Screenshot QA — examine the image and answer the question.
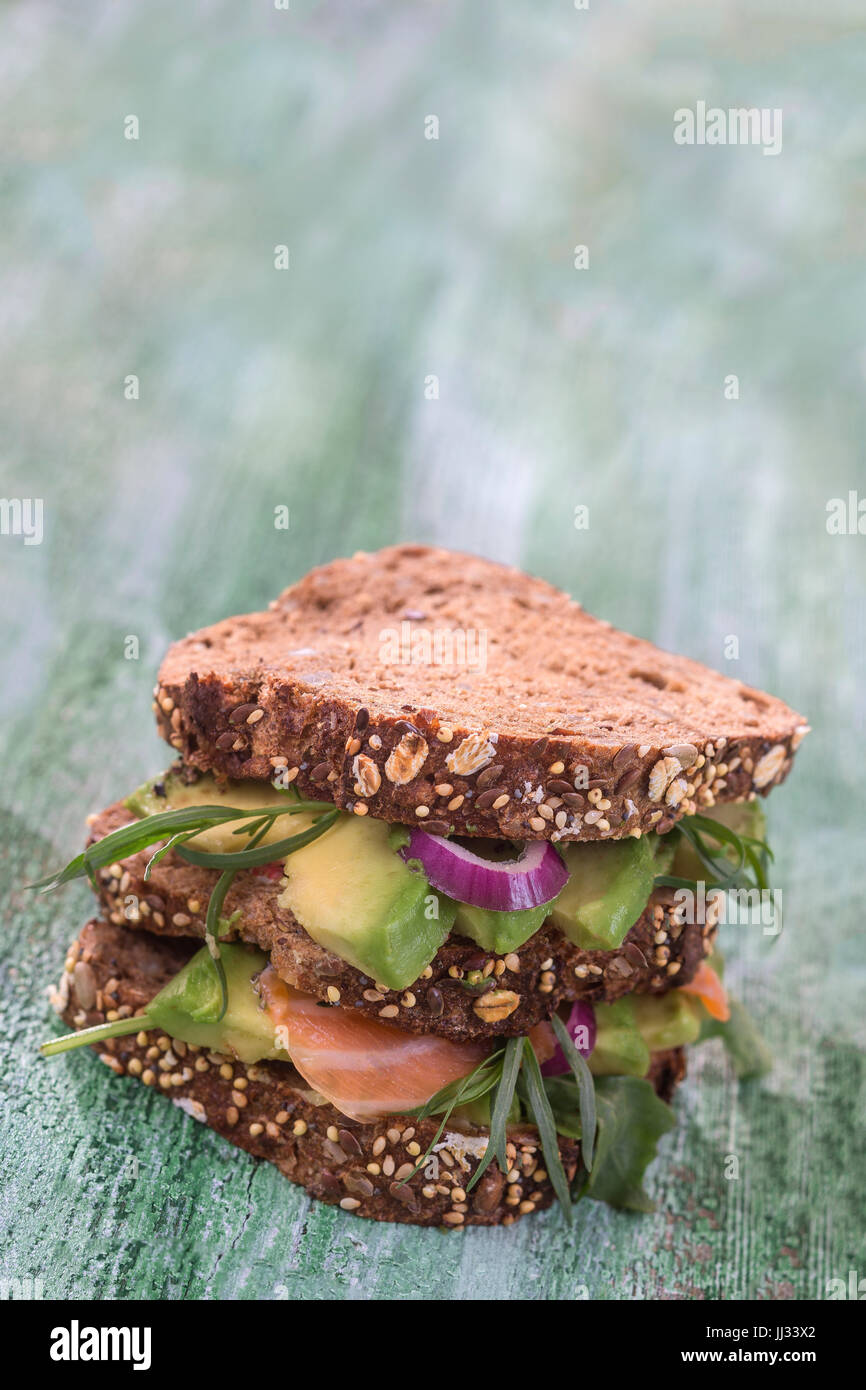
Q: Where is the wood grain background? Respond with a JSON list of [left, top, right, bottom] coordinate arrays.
[[1, 0, 864, 1300]]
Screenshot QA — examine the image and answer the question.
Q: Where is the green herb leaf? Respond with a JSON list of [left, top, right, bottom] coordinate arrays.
[[203, 870, 237, 1021], [657, 811, 779, 932], [653, 873, 713, 891], [399, 1049, 505, 1185], [519, 1042, 572, 1220], [175, 811, 339, 870], [550, 1014, 597, 1171], [466, 1037, 523, 1193], [673, 812, 772, 892], [40, 1014, 148, 1057], [143, 829, 199, 880], [539, 1076, 584, 1139], [579, 1076, 676, 1212], [27, 798, 337, 893], [413, 1051, 504, 1122]]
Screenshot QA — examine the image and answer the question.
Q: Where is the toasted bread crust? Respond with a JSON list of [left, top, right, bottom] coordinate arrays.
[[55, 918, 686, 1228], [155, 546, 807, 842], [89, 803, 717, 1042]]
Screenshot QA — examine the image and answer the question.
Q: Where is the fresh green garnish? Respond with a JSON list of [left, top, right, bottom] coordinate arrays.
[[655, 810, 779, 935], [470, 1036, 524, 1189], [517, 1042, 573, 1219], [403, 1026, 681, 1218], [29, 789, 339, 1019], [403, 1034, 588, 1218], [174, 812, 339, 871], [40, 942, 274, 1059], [403, 980, 770, 1217], [577, 1077, 676, 1213], [550, 1013, 596, 1170], [27, 794, 338, 894], [395, 1048, 509, 1189], [656, 811, 774, 894], [40, 1014, 145, 1057]]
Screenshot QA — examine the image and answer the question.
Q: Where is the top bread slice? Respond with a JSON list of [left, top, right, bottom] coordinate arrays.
[[156, 545, 808, 842]]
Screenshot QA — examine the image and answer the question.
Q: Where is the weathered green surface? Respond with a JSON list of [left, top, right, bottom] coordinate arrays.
[[1, 0, 864, 1300]]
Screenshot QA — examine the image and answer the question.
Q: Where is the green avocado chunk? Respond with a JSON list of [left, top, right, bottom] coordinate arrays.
[[589, 998, 651, 1077], [451, 900, 551, 954], [124, 773, 451, 991], [278, 814, 454, 991], [630, 991, 702, 1050], [589, 991, 703, 1076], [124, 772, 183, 820], [671, 801, 767, 881], [147, 942, 283, 1064], [547, 834, 658, 951]]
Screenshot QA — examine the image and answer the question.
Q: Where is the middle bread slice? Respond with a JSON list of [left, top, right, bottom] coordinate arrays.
[[89, 800, 716, 1043]]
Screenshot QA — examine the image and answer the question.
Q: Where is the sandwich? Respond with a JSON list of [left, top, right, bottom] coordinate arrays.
[[35, 545, 807, 1227]]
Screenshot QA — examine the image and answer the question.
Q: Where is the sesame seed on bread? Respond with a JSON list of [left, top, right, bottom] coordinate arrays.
[[155, 545, 808, 843], [56, 918, 686, 1228], [88, 802, 716, 1043]]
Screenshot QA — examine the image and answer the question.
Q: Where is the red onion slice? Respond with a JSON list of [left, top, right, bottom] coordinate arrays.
[[541, 1001, 597, 1075], [401, 829, 568, 912]]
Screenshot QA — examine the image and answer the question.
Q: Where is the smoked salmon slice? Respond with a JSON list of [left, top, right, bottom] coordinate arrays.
[[679, 961, 730, 1021], [258, 967, 490, 1122]]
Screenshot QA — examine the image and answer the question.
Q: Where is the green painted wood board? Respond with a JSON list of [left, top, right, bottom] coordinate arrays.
[[1, 0, 865, 1300]]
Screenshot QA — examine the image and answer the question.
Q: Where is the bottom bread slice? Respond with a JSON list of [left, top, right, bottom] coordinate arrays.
[[54, 918, 687, 1228]]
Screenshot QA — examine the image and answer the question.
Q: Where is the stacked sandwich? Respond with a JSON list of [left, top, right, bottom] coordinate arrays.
[[38, 546, 807, 1227]]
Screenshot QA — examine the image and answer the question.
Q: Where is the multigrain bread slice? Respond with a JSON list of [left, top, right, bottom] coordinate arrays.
[[53, 918, 686, 1227], [155, 546, 808, 843], [88, 802, 716, 1042]]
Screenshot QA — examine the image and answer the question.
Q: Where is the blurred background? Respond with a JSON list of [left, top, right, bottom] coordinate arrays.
[[1, 0, 865, 1300]]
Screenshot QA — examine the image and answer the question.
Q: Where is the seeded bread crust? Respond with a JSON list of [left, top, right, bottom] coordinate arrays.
[[155, 545, 808, 842], [54, 918, 686, 1228], [88, 803, 716, 1042]]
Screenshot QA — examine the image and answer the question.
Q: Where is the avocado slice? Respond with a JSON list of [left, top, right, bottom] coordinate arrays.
[[124, 773, 315, 854], [589, 998, 651, 1077], [124, 774, 449, 991], [671, 802, 767, 881], [278, 814, 454, 991], [630, 991, 702, 1050], [148, 942, 283, 1064], [451, 900, 551, 954], [547, 835, 657, 951]]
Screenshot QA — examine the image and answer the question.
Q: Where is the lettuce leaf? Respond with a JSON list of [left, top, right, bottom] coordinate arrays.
[[580, 1076, 675, 1212], [544, 1073, 674, 1211]]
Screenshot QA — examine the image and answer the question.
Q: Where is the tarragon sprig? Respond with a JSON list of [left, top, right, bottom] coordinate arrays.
[[654, 812, 774, 893], [28, 790, 340, 1017], [402, 1032, 598, 1219], [654, 811, 780, 939], [27, 795, 338, 893]]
